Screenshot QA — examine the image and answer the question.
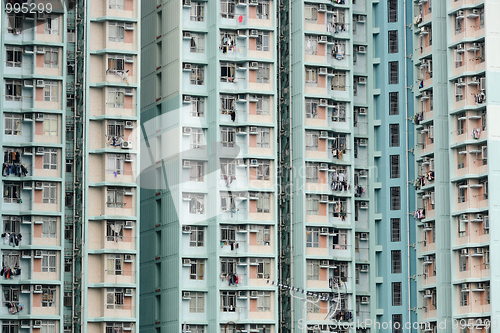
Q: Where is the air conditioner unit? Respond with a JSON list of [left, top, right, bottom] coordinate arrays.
[[183, 0, 191, 6], [125, 288, 133, 296], [320, 131, 328, 138], [237, 29, 247, 37], [320, 195, 328, 202], [183, 63, 192, 70], [35, 182, 43, 190], [320, 163, 328, 169], [250, 62, 258, 68], [472, 9, 480, 15], [358, 77, 367, 84], [318, 4, 326, 11], [424, 222, 432, 229], [20, 320, 30, 328], [36, 80, 45, 87], [475, 213, 483, 220], [360, 232, 368, 240], [361, 296, 369, 303], [124, 254, 133, 262], [250, 30, 258, 36], [124, 221, 133, 229], [22, 216, 32, 224], [249, 126, 258, 133], [359, 138, 368, 146], [319, 67, 328, 75], [124, 88, 133, 96], [238, 224, 247, 231], [125, 55, 134, 63], [357, 15, 366, 23], [182, 225, 192, 233], [461, 249, 468, 255], [34, 285, 43, 292], [457, 77, 465, 84], [457, 43, 464, 51], [320, 35, 328, 42], [33, 320, 42, 328], [250, 159, 258, 165], [457, 10, 464, 18], [22, 250, 31, 257], [423, 256, 430, 262], [183, 258, 191, 265], [477, 283, 485, 289], [125, 23, 134, 31], [321, 260, 329, 266], [23, 79, 33, 88], [125, 121, 133, 129], [183, 160, 191, 168], [360, 264, 368, 271], [474, 247, 483, 254], [358, 45, 366, 53], [23, 113, 33, 121], [358, 107, 367, 115], [125, 154, 132, 161], [321, 227, 329, 234], [182, 291, 191, 299], [425, 289, 432, 295], [183, 95, 191, 103], [121, 141, 132, 149], [23, 181, 32, 190], [460, 214, 468, 221], [238, 291, 247, 297], [360, 201, 368, 208], [34, 250, 42, 257], [35, 113, 44, 121], [461, 283, 469, 290], [250, 290, 258, 297], [183, 127, 191, 135]]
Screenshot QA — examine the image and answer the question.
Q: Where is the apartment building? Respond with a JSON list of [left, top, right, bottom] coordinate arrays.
[[140, 0, 278, 332], [0, 0, 140, 332]]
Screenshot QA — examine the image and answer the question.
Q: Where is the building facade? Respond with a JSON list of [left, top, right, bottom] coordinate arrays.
[[0, 0, 140, 332]]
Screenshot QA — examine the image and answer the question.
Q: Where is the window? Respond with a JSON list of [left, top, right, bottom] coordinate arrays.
[[6, 14, 23, 33], [42, 217, 57, 238], [42, 286, 56, 308], [190, 2, 205, 21], [256, 192, 270, 213], [455, 15, 463, 34], [187, 193, 204, 214], [6, 46, 22, 68], [44, 81, 58, 102], [221, 127, 236, 148], [190, 128, 204, 149], [4, 113, 21, 135], [3, 217, 20, 234], [190, 226, 204, 247], [189, 161, 204, 182], [190, 96, 205, 117], [306, 295, 320, 313], [306, 195, 319, 215], [220, 159, 236, 180], [189, 292, 205, 313], [459, 253, 467, 271], [107, 221, 124, 241], [392, 314, 403, 333], [305, 67, 318, 86], [2, 251, 20, 268], [389, 61, 399, 84], [392, 282, 402, 306], [457, 149, 466, 169], [305, 35, 318, 55], [390, 187, 401, 210], [42, 182, 57, 204], [3, 183, 20, 203], [391, 218, 401, 242], [332, 71, 346, 91], [220, 193, 236, 212], [107, 88, 126, 108], [256, 63, 270, 83], [306, 227, 319, 248], [107, 187, 124, 208], [455, 49, 463, 68], [305, 131, 319, 151], [220, 291, 236, 312], [190, 259, 204, 280], [257, 291, 271, 312], [388, 30, 398, 53], [42, 251, 57, 272], [64, 292, 72, 307], [220, 0, 236, 19], [457, 182, 467, 203], [42, 114, 58, 136], [481, 110, 486, 131], [106, 288, 124, 309], [256, 31, 270, 51], [5, 80, 22, 101], [390, 124, 399, 147], [389, 92, 399, 115], [107, 153, 124, 175], [255, 95, 270, 116], [220, 62, 236, 82], [391, 250, 402, 273], [220, 94, 236, 114], [256, 160, 270, 180], [109, 22, 125, 42], [109, 0, 125, 9], [306, 163, 319, 183], [190, 33, 205, 53], [460, 290, 468, 306], [388, 0, 397, 22], [43, 47, 59, 68], [105, 323, 134, 333], [220, 225, 236, 244], [2, 286, 19, 304], [2, 321, 19, 333], [305, 99, 318, 118], [306, 260, 320, 280], [107, 54, 125, 73], [257, 259, 271, 279], [190, 65, 204, 85], [256, 127, 270, 148], [107, 254, 123, 275], [455, 83, 464, 101], [256, 0, 269, 19], [65, 224, 73, 240], [304, 4, 318, 22], [457, 112, 465, 135], [390, 155, 400, 178], [43, 148, 58, 170], [44, 14, 59, 35]]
